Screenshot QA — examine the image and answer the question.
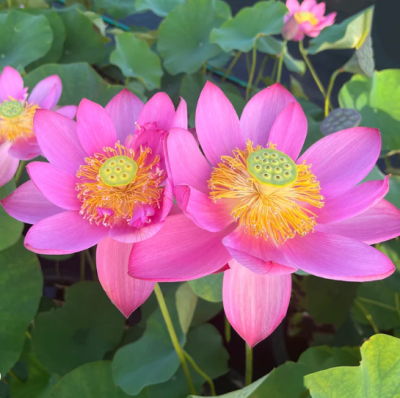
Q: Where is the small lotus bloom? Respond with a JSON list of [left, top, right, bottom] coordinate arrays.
[[282, 0, 336, 41], [1, 89, 187, 317], [0, 66, 77, 187], [128, 82, 400, 347]]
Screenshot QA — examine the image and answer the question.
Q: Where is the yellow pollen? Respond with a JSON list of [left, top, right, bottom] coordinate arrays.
[[76, 143, 164, 227], [0, 98, 39, 142], [294, 11, 319, 26], [209, 140, 324, 245]]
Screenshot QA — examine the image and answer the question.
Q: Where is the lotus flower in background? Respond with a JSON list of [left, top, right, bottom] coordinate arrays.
[[0, 66, 77, 187], [128, 82, 400, 347], [282, 0, 336, 41], [1, 89, 187, 318]]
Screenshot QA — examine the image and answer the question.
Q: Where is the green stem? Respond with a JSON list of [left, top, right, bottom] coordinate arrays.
[[355, 299, 379, 334], [358, 297, 397, 312], [395, 293, 400, 321], [254, 55, 269, 89], [324, 69, 341, 117], [202, 62, 207, 76], [221, 51, 242, 83], [276, 40, 287, 84], [299, 40, 326, 98], [9, 371, 21, 382], [183, 350, 216, 396], [225, 316, 231, 343], [246, 45, 257, 102], [80, 252, 85, 281], [25, 331, 32, 340], [84, 250, 97, 281], [154, 283, 196, 395], [270, 57, 279, 81], [245, 344, 253, 386], [14, 161, 26, 184]]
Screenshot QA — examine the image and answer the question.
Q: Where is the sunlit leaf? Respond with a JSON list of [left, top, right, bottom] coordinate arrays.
[[189, 274, 223, 302], [176, 283, 198, 334], [135, 0, 185, 17]]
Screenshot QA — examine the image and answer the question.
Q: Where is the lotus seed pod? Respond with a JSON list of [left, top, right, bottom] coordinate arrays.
[[0, 101, 24, 118], [247, 148, 297, 187], [99, 156, 138, 187], [320, 108, 361, 136]]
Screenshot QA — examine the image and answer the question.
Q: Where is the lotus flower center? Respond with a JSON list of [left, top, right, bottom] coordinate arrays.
[[294, 11, 319, 26], [99, 155, 138, 187], [0, 99, 39, 142], [76, 143, 164, 227], [209, 140, 324, 245]]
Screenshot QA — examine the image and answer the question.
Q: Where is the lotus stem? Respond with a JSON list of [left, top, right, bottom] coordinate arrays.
[[154, 283, 196, 395], [225, 316, 231, 343], [355, 299, 379, 334], [246, 45, 257, 102], [14, 160, 26, 184], [184, 350, 216, 396], [325, 69, 342, 117], [245, 344, 253, 386], [221, 51, 242, 83], [276, 40, 287, 84]]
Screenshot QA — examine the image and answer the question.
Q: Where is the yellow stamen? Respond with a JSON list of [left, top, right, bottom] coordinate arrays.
[[0, 98, 38, 142], [76, 143, 164, 227], [294, 11, 319, 26], [209, 140, 324, 245]]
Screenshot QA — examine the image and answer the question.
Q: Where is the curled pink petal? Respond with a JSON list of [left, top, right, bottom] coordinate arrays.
[[282, 231, 395, 282], [129, 213, 235, 281], [97, 237, 155, 318], [316, 176, 389, 224], [9, 136, 41, 161], [56, 105, 78, 119], [223, 259, 291, 348], [0, 142, 19, 187], [0, 66, 27, 101], [316, 199, 400, 245], [240, 83, 296, 146], [25, 211, 109, 254], [27, 162, 81, 211], [105, 89, 144, 143], [298, 127, 381, 198], [28, 75, 62, 110], [1, 180, 64, 224], [171, 97, 188, 130], [196, 81, 245, 166], [77, 99, 117, 156]]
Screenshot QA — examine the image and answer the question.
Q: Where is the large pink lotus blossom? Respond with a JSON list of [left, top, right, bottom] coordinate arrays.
[[128, 82, 400, 347], [282, 0, 336, 41], [0, 66, 77, 187], [1, 89, 187, 318]]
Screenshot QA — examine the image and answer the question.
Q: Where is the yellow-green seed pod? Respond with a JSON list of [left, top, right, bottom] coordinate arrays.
[[247, 148, 297, 187], [0, 101, 24, 118], [99, 156, 138, 187]]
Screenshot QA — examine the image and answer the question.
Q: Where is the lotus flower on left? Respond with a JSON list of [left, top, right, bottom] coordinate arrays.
[[1, 89, 186, 318], [0, 66, 77, 187]]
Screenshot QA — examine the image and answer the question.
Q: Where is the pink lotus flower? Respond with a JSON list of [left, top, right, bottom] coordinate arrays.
[[0, 66, 77, 187], [128, 82, 400, 347], [1, 89, 187, 317], [282, 0, 336, 41]]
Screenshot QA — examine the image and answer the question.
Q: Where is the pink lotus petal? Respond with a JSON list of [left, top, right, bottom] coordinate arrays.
[[286, 0, 300, 13], [196, 81, 245, 166], [129, 213, 235, 281], [282, 231, 395, 282], [167, 128, 212, 194], [222, 227, 297, 275], [316, 176, 389, 224], [171, 97, 188, 130], [97, 237, 155, 318], [109, 219, 164, 244], [268, 102, 307, 160], [34, 109, 86, 175], [300, 0, 317, 12], [316, 12, 336, 29], [315, 199, 400, 245], [282, 15, 300, 41], [297, 127, 381, 198], [105, 89, 144, 143], [240, 83, 296, 147], [1, 180, 64, 224], [0, 142, 19, 187], [0, 66, 26, 101], [27, 162, 80, 211], [311, 2, 326, 19], [174, 184, 233, 232], [25, 211, 109, 254], [56, 105, 77, 119], [28, 75, 62, 110], [9, 136, 41, 161], [77, 99, 117, 156], [223, 259, 291, 348], [137, 92, 175, 131]]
